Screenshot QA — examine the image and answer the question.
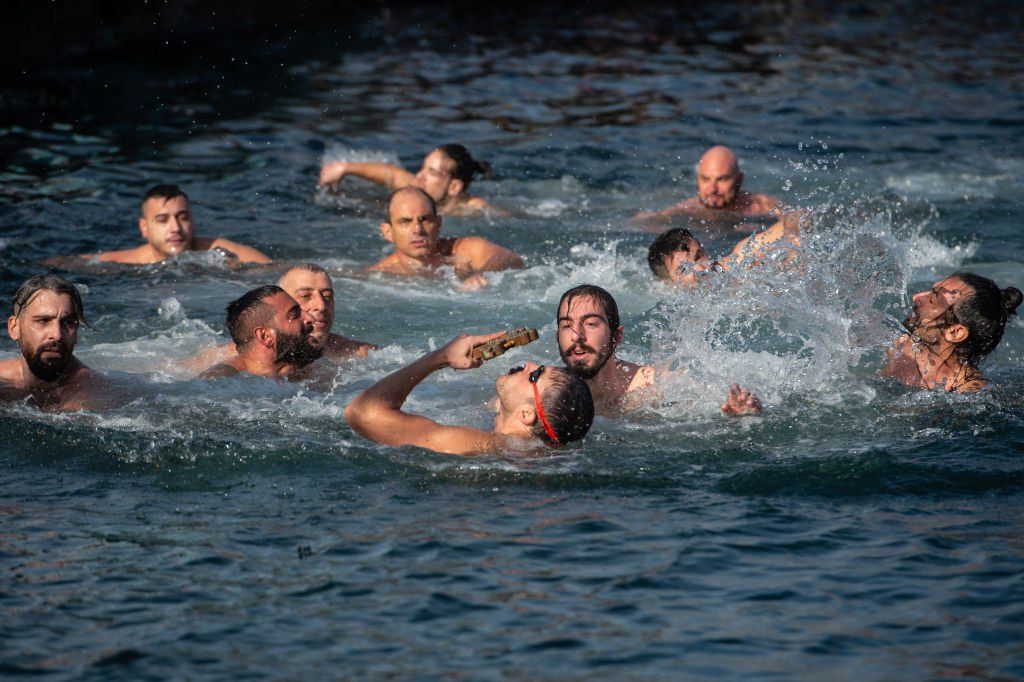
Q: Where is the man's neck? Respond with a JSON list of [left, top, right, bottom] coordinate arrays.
[[895, 335, 972, 390], [237, 350, 300, 378], [586, 355, 638, 406]]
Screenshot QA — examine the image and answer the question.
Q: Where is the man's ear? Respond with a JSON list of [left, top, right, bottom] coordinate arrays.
[[515, 404, 537, 430], [8, 315, 19, 342], [380, 222, 394, 243], [613, 325, 624, 347], [253, 326, 275, 350], [447, 178, 464, 197], [943, 323, 969, 345], [138, 217, 149, 241]]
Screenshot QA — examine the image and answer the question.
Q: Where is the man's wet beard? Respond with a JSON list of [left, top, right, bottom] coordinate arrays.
[[560, 341, 613, 380], [275, 330, 321, 367], [24, 342, 72, 382]]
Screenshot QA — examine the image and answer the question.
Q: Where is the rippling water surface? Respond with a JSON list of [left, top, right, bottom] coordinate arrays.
[[2, 5, 1023, 679]]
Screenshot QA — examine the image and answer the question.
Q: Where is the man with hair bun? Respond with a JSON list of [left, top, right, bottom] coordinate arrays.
[[345, 331, 594, 455], [883, 272, 1022, 392], [0, 274, 109, 410], [320, 143, 507, 216]]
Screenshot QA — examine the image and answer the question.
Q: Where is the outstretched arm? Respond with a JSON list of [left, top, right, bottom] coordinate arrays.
[[721, 383, 762, 416], [344, 331, 506, 455], [319, 161, 416, 190]]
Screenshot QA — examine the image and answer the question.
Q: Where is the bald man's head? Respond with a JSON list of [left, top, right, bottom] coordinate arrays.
[[697, 145, 743, 208]]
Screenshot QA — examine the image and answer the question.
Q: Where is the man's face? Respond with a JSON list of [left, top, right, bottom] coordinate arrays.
[[413, 150, 456, 203], [697, 158, 741, 209], [280, 270, 334, 348], [8, 290, 79, 382], [139, 195, 196, 258], [905, 277, 970, 341], [557, 295, 618, 379], [382, 192, 441, 259], [664, 238, 710, 284], [265, 292, 314, 365], [495, 361, 557, 412]]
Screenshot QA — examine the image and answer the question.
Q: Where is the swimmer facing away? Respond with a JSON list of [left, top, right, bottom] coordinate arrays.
[[51, 184, 271, 266], [319, 143, 507, 216], [345, 332, 594, 455], [368, 187, 523, 288], [0, 274, 112, 411], [882, 273, 1022, 392], [634, 145, 782, 229]]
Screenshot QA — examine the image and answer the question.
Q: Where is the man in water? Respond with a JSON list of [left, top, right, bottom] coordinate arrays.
[[0, 274, 109, 410], [882, 273, 1022, 392], [647, 218, 801, 285], [320, 143, 505, 216], [556, 284, 762, 416], [368, 187, 523, 286], [63, 184, 271, 265], [634, 145, 782, 228], [345, 332, 594, 455], [200, 285, 315, 379]]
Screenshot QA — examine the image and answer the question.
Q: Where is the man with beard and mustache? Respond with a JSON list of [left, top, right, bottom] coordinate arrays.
[[199, 285, 316, 379], [882, 273, 1022, 392], [556, 284, 762, 416], [0, 274, 108, 410]]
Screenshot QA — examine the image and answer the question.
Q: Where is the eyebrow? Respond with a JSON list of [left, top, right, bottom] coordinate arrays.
[[557, 313, 607, 323]]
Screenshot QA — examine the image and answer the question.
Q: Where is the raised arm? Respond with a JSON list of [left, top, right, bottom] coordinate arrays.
[[458, 237, 524, 273], [344, 331, 505, 455], [319, 161, 416, 190], [206, 238, 273, 264]]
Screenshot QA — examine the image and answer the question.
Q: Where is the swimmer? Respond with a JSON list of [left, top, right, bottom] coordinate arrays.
[[634, 145, 782, 229], [556, 284, 762, 416], [882, 273, 1022, 392], [368, 188, 523, 288], [186, 263, 378, 372], [344, 332, 594, 455], [0, 274, 110, 410], [57, 184, 271, 265], [319, 143, 507, 216], [200, 285, 316, 379], [647, 215, 802, 285]]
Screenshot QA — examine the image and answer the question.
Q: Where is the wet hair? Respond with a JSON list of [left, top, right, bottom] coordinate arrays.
[[279, 262, 330, 285], [141, 184, 188, 212], [533, 367, 595, 446], [558, 284, 621, 334], [436, 144, 491, 190], [949, 272, 1023, 367], [226, 285, 285, 348], [384, 187, 437, 223], [12, 274, 89, 328], [648, 228, 699, 280]]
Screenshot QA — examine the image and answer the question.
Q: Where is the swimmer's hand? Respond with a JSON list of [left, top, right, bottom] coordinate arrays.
[[459, 273, 489, 291], [319, 161, 349, 187], [721, 383, 762, 416], [437, 332, 507, 370]]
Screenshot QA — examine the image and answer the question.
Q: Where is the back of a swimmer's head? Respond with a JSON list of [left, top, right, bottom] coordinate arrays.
[[12, 273, 88, 327], [533, 367, 595, 446], [435, 144, 491, 190], [384, 187, 438, 223], [557, 284, 621, 333], [226, 284, 285, 349], [278, 262, 330, 286], [141, 183, 188, 213], [950, 272, 1022, 366], [648, 228, 699, 280]]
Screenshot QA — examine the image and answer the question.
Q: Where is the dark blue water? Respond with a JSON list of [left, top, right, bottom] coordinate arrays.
[[2, 6, 1023, 679]]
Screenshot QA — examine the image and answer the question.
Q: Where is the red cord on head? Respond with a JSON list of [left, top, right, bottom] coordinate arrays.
[[532, 380, 559, 445]]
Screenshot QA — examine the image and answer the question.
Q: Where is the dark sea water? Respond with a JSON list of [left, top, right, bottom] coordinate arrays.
[[2, 5, 1023, 679]]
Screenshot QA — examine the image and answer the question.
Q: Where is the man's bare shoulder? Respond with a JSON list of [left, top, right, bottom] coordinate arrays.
[[0, 357, 20, 380], [198, 357, 244, 379], [325, 334, 377, 360], [746, 193, 782, 214], [367, 253, 402, 273], [95, 246, 155, 264], [627, 364, 657, 392]]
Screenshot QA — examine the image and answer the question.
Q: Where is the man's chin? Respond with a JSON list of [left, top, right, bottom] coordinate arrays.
[[565, 357, 600, 380]]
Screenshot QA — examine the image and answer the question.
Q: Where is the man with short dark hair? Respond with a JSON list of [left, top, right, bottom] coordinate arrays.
[[320, 144, 506, 216], [345, 332, 594, 455], [882, 273, 1022, 392], [368, 187, 522, 287], [62, 184, 271, 265], [0, 274, 108, 410], [556, 284, 761, 415], [200, 285, 314, 379]]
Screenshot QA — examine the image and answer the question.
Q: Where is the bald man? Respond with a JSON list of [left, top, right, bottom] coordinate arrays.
[[634, 145, 782, 229]]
